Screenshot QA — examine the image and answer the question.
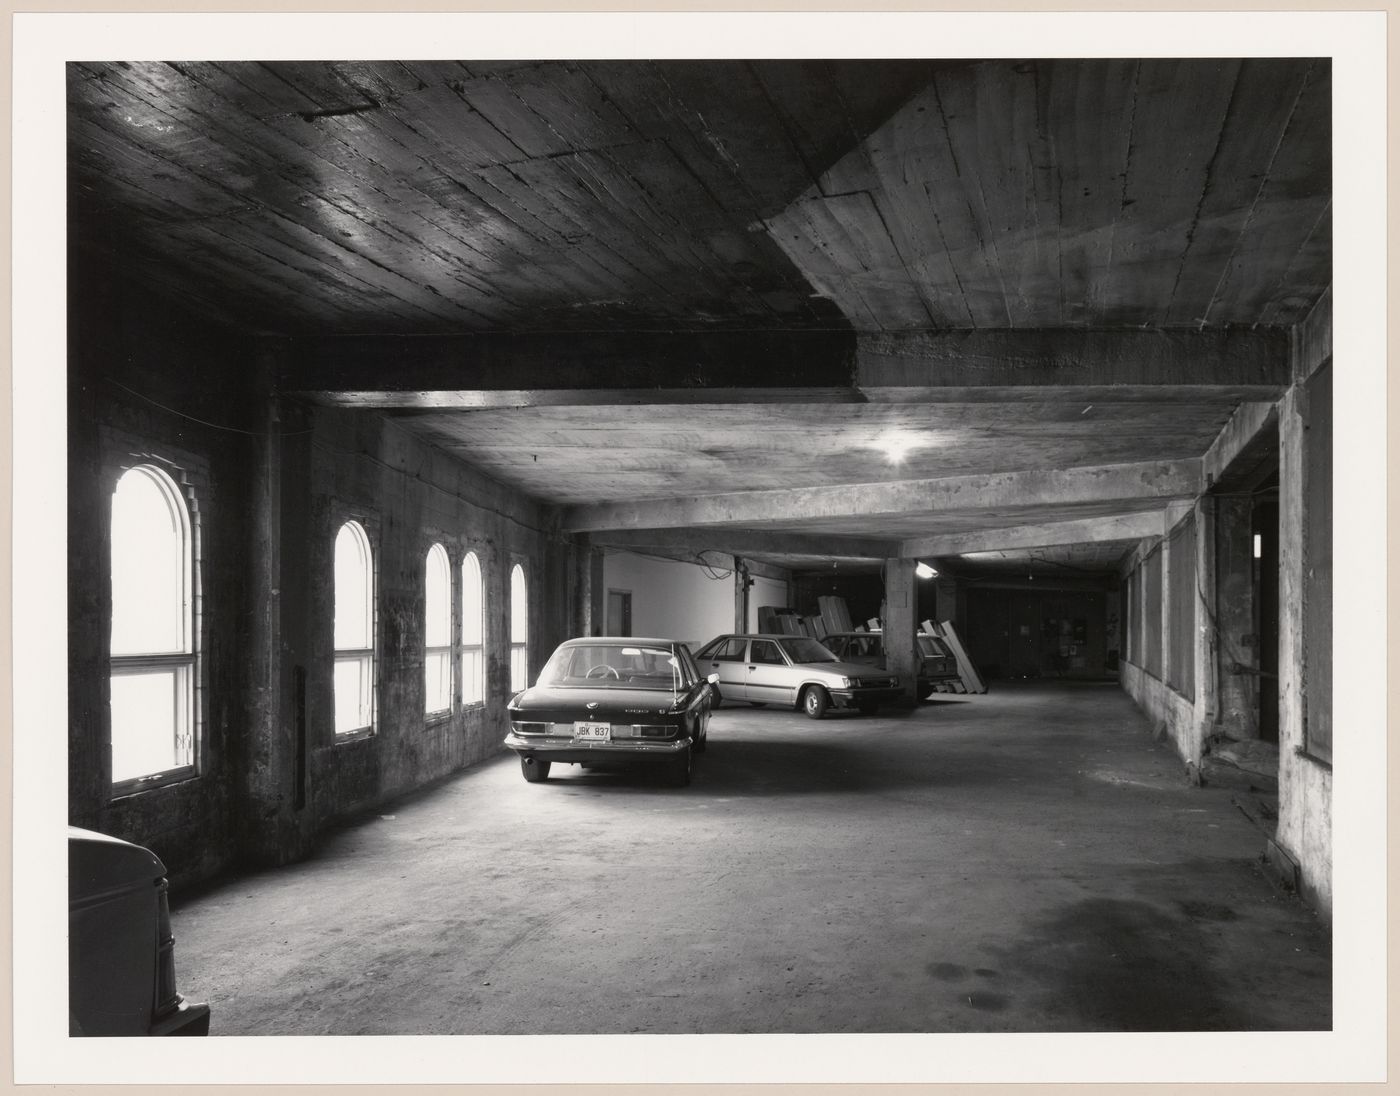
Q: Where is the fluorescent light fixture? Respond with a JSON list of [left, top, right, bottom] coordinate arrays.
[[1253, 534, 1263, 559], [915, 562, 938, 579]]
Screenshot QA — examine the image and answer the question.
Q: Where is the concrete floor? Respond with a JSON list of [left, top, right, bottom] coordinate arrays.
[[173, 682, 1331, 1035]]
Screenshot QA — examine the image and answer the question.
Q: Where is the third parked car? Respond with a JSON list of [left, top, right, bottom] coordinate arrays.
[[819, 630, 962, 698], [693, 633, 902, 718]]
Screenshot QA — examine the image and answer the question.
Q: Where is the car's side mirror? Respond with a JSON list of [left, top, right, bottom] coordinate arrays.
[[707, 673, 720, 685]]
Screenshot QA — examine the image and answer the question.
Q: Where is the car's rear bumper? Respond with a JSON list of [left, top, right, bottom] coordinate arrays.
[[149, 997, 210, 1036], [504, 733, 692, 764]]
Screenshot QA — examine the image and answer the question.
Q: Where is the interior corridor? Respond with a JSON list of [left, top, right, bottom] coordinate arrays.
[[171, 682, 1331, 1036]]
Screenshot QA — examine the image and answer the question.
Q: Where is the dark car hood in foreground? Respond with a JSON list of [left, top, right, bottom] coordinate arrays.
[[69, 826, 164, 899], [511, 685, 685, 722]]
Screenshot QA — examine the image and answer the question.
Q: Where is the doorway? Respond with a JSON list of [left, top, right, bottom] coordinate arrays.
[[606, 589, 632, 637]]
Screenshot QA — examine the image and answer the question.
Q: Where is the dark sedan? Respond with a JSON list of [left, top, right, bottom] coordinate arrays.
[[504, 637, 715, 786]]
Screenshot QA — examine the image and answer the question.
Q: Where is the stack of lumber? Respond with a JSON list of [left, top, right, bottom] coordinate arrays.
[[817, 595, 853, 636], [919, 621, 964, 692], [757, 606, 806, 635], [924, 619, 987, 694], [802, 615, 823, 638]]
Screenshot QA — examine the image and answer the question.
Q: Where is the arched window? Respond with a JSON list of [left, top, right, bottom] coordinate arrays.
[[334, 521, 375, 734], [424, 543, 452, 714], [460, 551, 484, 705], [110, 465, 194, 785], [509, 563, 529, 691]]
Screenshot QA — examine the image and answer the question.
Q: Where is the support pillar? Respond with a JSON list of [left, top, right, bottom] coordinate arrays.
[[1214, 496, 1257, 739], [1194, 497, 1219, 732], [240, 387, 305, 865], [573, 542, 605, 638], [883, 558, 919, 703], [734, 557, 750, 632]]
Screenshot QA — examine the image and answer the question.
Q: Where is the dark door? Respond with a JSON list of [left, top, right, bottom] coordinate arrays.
[[606, 589, 631, 636]]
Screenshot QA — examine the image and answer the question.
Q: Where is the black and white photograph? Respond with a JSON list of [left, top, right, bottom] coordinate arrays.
[[11, 7, 1388, 1088]]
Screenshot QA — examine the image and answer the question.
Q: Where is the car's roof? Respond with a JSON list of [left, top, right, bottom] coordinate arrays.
[[558, 636, 683, 647], [704, 633, 814, 641]]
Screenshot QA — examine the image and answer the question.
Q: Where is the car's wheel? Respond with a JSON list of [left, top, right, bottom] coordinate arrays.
[[857, 700, 879, 716], [667, 745, 692, 787], [801, 685, 829, 720], [520, 756, 550, 783]]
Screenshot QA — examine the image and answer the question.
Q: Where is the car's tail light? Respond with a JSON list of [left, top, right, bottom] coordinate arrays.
[[153, 879, 181, 1016], [636, 725, 671, 737], [510, 721, 551, 734]]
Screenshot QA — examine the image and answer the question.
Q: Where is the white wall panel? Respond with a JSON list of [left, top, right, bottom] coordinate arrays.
[[602, 551, 735, 650]]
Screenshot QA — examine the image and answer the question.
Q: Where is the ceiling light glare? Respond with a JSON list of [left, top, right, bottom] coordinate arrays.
[[915, 562, 937, 579], [868, 432, 926, 464]]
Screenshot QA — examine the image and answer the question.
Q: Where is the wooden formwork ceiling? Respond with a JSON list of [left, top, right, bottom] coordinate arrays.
[[69, 58, 1330, 576]]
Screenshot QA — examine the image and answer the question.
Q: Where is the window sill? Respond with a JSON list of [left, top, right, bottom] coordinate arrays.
[[111, 767, 198, 800], [334, 726, 375, 743], [425, 708, 452, 724]]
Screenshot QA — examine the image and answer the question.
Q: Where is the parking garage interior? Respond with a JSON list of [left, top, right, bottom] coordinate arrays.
[[30, 17, 1386, 1080]]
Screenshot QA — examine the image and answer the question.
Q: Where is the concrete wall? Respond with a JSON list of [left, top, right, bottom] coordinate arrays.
[[1274, 383, 1333, 920], [255, 402, 568, 869], [68, 267, 261, 885], [69, 268, 570, 886], [1118, 352, 1332, 922], [1119, 525, 1210, 765], [601, 551, 735, 649]]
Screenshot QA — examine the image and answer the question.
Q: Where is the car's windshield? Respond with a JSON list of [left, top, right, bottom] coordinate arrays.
[[539, 643, 682, 690], [779, 637, 840, 663]]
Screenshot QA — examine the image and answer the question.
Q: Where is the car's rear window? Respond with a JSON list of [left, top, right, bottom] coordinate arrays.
[[779, 637, 840, 663], [540, 643, 682, 689]]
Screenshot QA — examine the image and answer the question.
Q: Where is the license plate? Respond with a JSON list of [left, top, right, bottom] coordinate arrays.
[[573, 722, 611, 742]]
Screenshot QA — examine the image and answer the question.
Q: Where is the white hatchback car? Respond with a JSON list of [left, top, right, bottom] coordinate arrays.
[[693, 633, 902, 718]]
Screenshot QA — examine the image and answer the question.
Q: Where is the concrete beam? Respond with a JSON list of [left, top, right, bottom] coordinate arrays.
[[271, 328, 1291, 409], [563, 460, 1203, 533], [1291, 285, 1332, 383], [899, 509, 1176, 558], [857, 329, 1291, 402], [271, 331, 858, 406], [583, 528, 896, 560], [1203, 402, 1279, 490]]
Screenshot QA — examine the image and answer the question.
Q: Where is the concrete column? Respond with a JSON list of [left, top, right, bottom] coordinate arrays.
[[1214, 497, 1257, 738], [1194, 497, 1218, 731], [734, 557, 749, 633], [883, 558, 919, 703], [572, 542, 605, 637], [239, 389, 298, 864]]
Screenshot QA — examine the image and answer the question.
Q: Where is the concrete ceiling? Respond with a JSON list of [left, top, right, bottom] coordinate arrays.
[[68, 58, 1331, 579]]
